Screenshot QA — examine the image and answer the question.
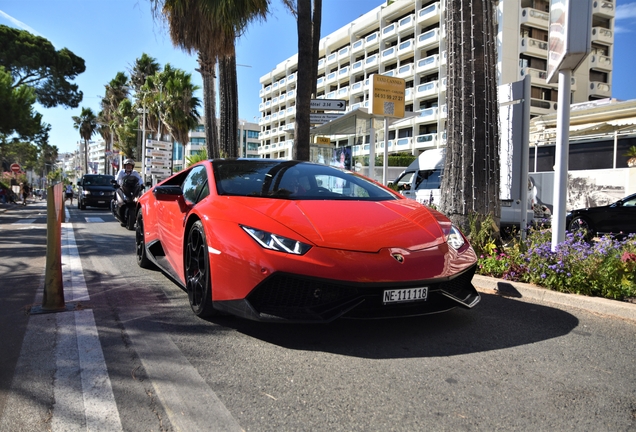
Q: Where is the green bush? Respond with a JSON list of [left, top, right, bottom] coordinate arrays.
[[354, 152, 416, 167], [475, 223, 636, 302]]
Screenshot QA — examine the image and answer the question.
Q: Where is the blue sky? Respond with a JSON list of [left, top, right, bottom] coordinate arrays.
[[2, 0, 636, 155]]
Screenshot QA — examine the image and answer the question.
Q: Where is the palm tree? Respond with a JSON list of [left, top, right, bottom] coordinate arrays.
[[151, 0, 268, 159], [440, 0, 500, 231], [113, 99, 139, 159], [142, 64, 201, 148], [72, 107, 97, 176], [98, 72, 129, 174], [130, 53, 161, 95], [282, 0, 322, 161], [130, 54, 161, 158]]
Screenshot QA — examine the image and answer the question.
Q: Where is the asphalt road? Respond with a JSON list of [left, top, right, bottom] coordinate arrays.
[[1, 199, 635, 431]]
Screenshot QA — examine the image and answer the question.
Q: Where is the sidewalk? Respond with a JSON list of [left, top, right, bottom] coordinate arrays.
[[472, 274, 636, 323]]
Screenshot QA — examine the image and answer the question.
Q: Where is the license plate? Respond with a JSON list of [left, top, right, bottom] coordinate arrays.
[[98, 201, 105, 203], [383, 287, 428, 304]]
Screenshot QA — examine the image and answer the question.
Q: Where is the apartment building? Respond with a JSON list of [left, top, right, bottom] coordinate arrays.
[[258, 0, 615, 159], [179, 119, 261, 171]]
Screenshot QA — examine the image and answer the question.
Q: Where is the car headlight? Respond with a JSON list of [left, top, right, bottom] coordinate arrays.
[[241, 226, 312, 255], [83, 190, 90, 195], [446, 225, 466, 250]]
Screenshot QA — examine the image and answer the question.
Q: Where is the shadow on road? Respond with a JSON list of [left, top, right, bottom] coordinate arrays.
[[208, 293, 578, 359]]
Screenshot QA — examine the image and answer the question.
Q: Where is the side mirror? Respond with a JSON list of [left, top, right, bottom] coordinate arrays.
[[153, 185, 182, 201]]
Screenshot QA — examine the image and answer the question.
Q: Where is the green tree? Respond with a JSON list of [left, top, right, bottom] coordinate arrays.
[[282, 0, 322, 161], [0, 66, 45, 141], [440, 0, 500, 231], [72, 108, 98, 176], [151, 0, 268, 159], [0, 25, 85, 108]]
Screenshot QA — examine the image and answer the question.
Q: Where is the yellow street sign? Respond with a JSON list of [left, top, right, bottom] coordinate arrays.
[[315, 136, 331, 145], [369, 74, 406, 118]]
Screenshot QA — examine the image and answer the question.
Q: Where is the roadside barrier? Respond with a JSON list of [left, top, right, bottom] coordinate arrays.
[[40, 183, 66, 311]]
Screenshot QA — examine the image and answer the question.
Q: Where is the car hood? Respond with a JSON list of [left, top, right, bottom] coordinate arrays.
[[569, 203, 613, 214], [232, 198, 448, 253]]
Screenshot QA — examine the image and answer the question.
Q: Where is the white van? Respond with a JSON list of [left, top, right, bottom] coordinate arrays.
[[392, 148, 445, 206]]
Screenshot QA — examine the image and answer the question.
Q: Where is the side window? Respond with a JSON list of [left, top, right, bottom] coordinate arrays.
[[182, 165, 209, 205]]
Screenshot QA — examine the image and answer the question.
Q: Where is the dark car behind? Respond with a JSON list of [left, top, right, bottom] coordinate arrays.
[[77, 174, 116, 209], [566, 192, 636, 238]]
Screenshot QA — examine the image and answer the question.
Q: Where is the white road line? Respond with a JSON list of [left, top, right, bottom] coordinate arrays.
[[51, 222, 123, 432], [62, 223, 90, 302], [84, 217, 104, 223], [12, 218, 36, 224]]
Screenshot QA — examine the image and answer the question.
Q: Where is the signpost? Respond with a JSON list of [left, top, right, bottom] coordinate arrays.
[[369, 75, 406, 118], [310, 99, 346, 111], [145, 139, 173, 183], [310, 113, 344, 124], [547, 0, 593, 251]]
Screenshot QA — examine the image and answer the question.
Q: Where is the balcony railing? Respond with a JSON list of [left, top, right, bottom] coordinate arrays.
[[352, 39, 364, 53], [520, 8, 549, 28], [591, 27, 613, 45], [382, 23, 396, 39], [417, 28, 440, 48], [520, 37, 548, 57], [365, 32, 379, 46], [398, 14, 414, 33], [417, 2, 440, 26]]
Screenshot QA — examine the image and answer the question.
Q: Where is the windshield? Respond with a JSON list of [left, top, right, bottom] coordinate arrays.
[[83, 175, 115, 186], [213, 160, 397, 201]]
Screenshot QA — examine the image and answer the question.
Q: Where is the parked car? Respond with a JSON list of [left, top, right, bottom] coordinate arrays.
[[77, 174, 116, 210], [566, 192, 636, 238], [135, 159, 480, 322]]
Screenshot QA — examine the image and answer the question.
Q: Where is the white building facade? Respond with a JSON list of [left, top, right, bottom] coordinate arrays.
[[257, 0, 615, 159]]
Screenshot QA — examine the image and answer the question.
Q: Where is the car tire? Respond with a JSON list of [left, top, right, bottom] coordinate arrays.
[[568, 216, 594, 239], [185, 220, 217, 318], [135, 209, 155, 269]]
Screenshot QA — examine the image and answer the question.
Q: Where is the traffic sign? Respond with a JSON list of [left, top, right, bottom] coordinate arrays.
[[145, 149, 171, 158], [144, 167, 172, 176], [369, 74, 405, 118], [310, 99, 347, 111], [146, 139, 173, 150], [310, 113, 344, 124], [10, 163, 21, 173]]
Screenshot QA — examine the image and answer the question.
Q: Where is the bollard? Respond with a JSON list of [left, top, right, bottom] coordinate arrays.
[[41, 183, 65, 310]]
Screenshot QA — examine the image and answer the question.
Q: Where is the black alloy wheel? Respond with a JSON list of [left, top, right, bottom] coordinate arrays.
[[135, 209, 154, 269], [185, 221, 216, 317]]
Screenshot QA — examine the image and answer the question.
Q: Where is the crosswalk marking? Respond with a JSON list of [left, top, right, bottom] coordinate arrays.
[[12, 218, 36, 224], [85, 217, 104, 223]]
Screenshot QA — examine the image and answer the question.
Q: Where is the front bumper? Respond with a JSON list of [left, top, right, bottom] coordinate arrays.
[[214, 264, 479, 322]]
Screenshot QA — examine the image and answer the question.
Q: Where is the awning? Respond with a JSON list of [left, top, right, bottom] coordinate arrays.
[[607, 116, 636, 127], [310, 107, 419, 136]]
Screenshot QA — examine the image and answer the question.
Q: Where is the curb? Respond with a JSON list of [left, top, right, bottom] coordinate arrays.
[[472, 274, 636, 323]]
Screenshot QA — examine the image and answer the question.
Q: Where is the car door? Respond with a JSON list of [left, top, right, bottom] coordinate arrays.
[[610, 195, 636, 234], [160, 164, 210, 281]]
